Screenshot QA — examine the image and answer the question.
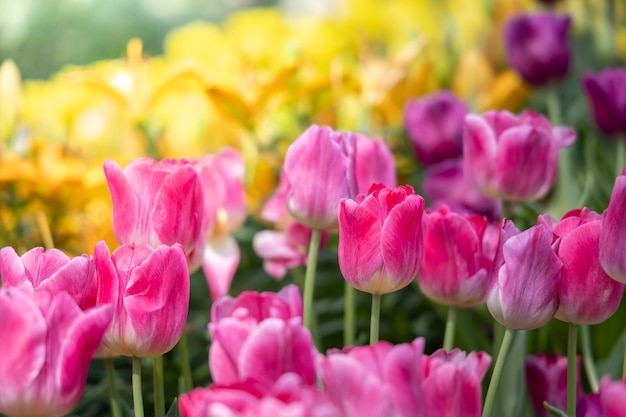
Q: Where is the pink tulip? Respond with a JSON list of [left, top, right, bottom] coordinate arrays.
[[93, 240, 189, 357], [0, 246, 94, 308], [600, 376, 626, 417], [463, 109, 575, 202], [282, 124, 357, 230], [583, 68, 626, 138], [421, 349, 491, 417], [540, 209, 624, 324], [354, 133, 396, 195], [600, 167, 626, 283], [338, 184, 424, 294], [487, 220, 563, 330], [103, 157, 207, 271], [253, 221, 329, 280], [418, 206, 497, 307], [403, 91, 469, 165], [0, 287, 112, 417]]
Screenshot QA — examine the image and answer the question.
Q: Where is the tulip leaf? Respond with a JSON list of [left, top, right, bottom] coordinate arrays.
[[543, 401, 569, 417], [494, 330, 528, 417], [165, 398, 180, 417]]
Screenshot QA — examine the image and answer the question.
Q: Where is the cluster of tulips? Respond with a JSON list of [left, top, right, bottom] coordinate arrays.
[[2, 1, 626, 417]]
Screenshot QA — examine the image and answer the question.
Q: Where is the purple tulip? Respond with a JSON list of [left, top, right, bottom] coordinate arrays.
[[583, 67, 626, 138]]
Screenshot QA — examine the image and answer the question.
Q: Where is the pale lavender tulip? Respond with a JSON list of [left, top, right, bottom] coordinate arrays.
[[600, 167, 626, 283], [354, 133, 396, 195], [463, 110, 575, 202], [0, 287, 112, 417], [338, 184, 424, 294], [93, 240, 189, 358]]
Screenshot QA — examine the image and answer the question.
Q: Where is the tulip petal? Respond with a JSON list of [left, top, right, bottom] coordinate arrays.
[[203, 235, 241, 300], [463, 114, 497, 194], [210, 318, 255, 385], [0, 246, 32, 292], [600, 174, 626, 283], [103, 159, 138, 244]]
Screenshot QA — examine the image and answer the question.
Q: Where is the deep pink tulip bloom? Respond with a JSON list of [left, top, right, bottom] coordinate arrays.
[[338, 184, 425, 294], [583, 68, 626, 138], [487, 220, 563, 330], [540, 209, 624, 324], [600, 167, 626, 283], [418, 206, 497, 307], [463, 109, 576, 202], [422, 158, 502, 221], [403, 91, 469, 166], [0, 246, 94, 308], [282, 124, 358, 230], [104, 157, 207, 271], [354, 133, 397, 194], [93, 240, 189, 358], [600, 376, 626, 417], [421, 349, 491, 417], [0, 287, 112, 417], [503, 12, 571, 87]]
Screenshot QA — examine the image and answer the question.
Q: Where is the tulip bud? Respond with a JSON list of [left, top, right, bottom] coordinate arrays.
[[582, 68, 626, 138]]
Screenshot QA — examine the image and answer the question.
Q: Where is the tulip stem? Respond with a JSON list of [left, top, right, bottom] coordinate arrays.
[[105, 358, 122, 417], [132, 357, 145, 417], [482, 327, 516, 417], [546, 88, 561, 126], [567, 323, 579, 417], [178, 329, 193, 392], [303, 229, 322, 332], [153, 355, 165, 417], [369, 293, 382, 345], [616, 137, 625, 178], [344, 281, 356, 347], [580, 324, 599, 393], [443, 306, 457, 351]]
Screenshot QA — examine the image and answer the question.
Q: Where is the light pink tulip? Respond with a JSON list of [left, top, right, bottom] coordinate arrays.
[[487, 220, 563, 330], [354, 133, 396, 195], [338, 184, 424, 294], [421, 349, 491, 417], [93, 240, 189, 358], [541, 209, 624, 324], [0, 287, 112, 417], [0, 246, 94, 308], [282, 124, 357, 230], [463, 109, 575, 202], [418, 206, 497, 307], [600, 167, 626, 284], [600, 376, 626, 417], [202, 235, 241, 300], [104, 157, 207, 271]]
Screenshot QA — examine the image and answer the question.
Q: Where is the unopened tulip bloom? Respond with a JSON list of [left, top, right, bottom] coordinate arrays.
[[93, 240, 189, 358], [582, 68, 626, 138], [503, 13, 571, 86], [600, 167, 626, 283], [338, 184, 424, 294], [487, 220, 562, 330], [0, 288, 112, 417], [0, 246, 94, 308], [463, 109, 575, 202], [403, 91, 468, 166], [354, 133, 396, 194], [418, 206, 497, 307], [104, 157, 207, 271], [541, 209, 624, 324], [282, 124, 357, 230]]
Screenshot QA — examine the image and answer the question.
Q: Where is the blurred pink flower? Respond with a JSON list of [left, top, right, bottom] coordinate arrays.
[[600, 167, 626, 284], [338, 184, 424, 294], [599, 376, 626, 417], [0, 287, 112, 417], [93, 240, 189, 358], [354, 133, 396, 195]]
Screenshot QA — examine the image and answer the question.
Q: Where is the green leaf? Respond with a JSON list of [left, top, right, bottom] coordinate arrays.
[[543, 401, 569, 417], [165, 398, 179, 417]]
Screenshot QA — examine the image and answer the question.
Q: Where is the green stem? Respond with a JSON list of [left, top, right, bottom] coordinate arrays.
[[105, 358, 122, 417], [132, 357, 145, 417], [616, 137, 625, 178], [580, 324, 599, 393], [567, 323, 579, 417], [546, 88, 561, 126], [344, 281, 356, 347], [178, 330, 193, 392], [482, 327, 516, 417], [153, 355, 165, 417], [369, 293, 382, 345], [443, 306, 457, 351], [303, 229, 322, 331]]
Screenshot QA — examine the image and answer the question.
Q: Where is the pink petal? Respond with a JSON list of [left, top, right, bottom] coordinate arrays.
[[0, 246, 32, 292], [600, 173, 626, 283], [463, 114, 497, 194], [103, 159, 139, 244], [203, 235, 241, 301], [210, 318, 255, 385]]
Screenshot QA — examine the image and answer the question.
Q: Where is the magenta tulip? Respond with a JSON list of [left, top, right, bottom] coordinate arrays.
[[0, 246, 94, 308], [403, 91, 469, 166], [354, 133, 396, 194], [600, 167, 626, 283], [600, 376, 626, 417], [104, 157, 207, 271], [418, 206, 497, 307], [0, 287, 112, 417], [463, 109, 575, 202], [93, 240, 189, 357], [487, 220, 562, 330], [282, 124, 357, 230], [583, 68, 626, 138], [503, 12, 571, 87], [338, 184, 424, 294], [541, 209, 624, 324]]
